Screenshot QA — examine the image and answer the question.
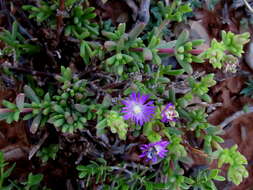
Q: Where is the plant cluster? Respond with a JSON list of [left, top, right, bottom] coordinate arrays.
[[36, 144, 59, 163], [0, 67, 98, 133], [0, 152, 49, 190], [0, 0, 251, 189], [200, 31, 250, 72], [0, 21, 39, 61]]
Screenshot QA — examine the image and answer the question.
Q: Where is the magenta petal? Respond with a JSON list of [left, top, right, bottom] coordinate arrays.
[[161, 103, 178, 123], [139, 140, 169, 163], [123, 113, 132, 120], [121, 92, 156, 126], [152, 157, 158, 163]]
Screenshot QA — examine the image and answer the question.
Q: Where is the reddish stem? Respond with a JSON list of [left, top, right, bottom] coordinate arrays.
[[0, 108, 12, 114], [157, 48, 174, 54], [21, 108, 33, 113], [189, 49, 204, 55], [0, 108, 33, 114], [131, 48, 143, 52], [56, 0, 65, 46]]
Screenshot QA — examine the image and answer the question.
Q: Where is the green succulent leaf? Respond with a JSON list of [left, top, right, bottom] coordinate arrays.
[[105, 111, 128, 140], [24, 85, 40, 103]]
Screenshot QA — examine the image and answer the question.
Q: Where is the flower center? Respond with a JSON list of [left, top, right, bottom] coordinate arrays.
[[164, 106, 178, 120], [133, 104, 142, 114], [165, 110, 174, 119], [147, 147, 157, 159], [154, 145, 162, 153]]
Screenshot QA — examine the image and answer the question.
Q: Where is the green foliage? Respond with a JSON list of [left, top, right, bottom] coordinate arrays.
[[168, 135, 187, 159], [144, 1, 191, 37], [77, 158, 112, 187], [0, 22, 40, 60], [106, 111, 128, 140], [187, 109, 209, 136], [77, 159, 167, 190], [203, 126, 224, 155], [126, 172, 167, 190], [216, 145, 248, 185], [185, 108, 224, 154], [21, 173, 44, 190], [146, 34, 162, 65], [0, 100, 20, 123], [103, 23, 145, 76], [190, 169, 225, 190], [241, 79, 253, 97], [162, 161, 192, 190], [200, 39, 225, 69], [144, 2, 169, 36], [105, 53, 134, 75], [0, 1, 251, 189], [97, 111, 128, 140], [175, 30, 204, 73], [22, 86, 52, 133], [47, 67, 91, 133], [23, 1, 98, 39], [0, 66, 115, 134], [65, 6, 99, 39], [0, 93, 25, 124], [102, 23, 127, 42], [1, 67, 94, 133], [124, 81, 155, 98], [221, 31, 250, 57], [36, 144, 59, 163], [80, 40, 104, 65], [22, 1, 57, 23], [78, 19, 108, 64], [200, 31, 250, 71], [0, 151, 15, 190], [157, 1, 192, 22], [0, 152, 48, 190], [177, 74, 216, 108], [102, 19, 115, 32], [189, 74, 216, 99], [143, 120, 162, 142]]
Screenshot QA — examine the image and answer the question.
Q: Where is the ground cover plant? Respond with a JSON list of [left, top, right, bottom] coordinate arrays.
[[0, 0, 253, 189]]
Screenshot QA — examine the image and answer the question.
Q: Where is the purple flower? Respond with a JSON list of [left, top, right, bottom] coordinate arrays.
[[139, 140, 169, 163], [121, 92, 156, 126], [161, 103, 179, 123]]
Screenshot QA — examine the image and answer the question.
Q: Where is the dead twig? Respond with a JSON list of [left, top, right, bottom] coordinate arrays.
[[93, 72, 114, 82], [124, 0, 138, 20], [2, 146, 28, 161], [219, 106, 253, 128], [243, 0, 253, 13], [0, 65, 57, 78], [137, 0, 150, 24], [28, 132, 49, 160], [102, 81, 127, 89]]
